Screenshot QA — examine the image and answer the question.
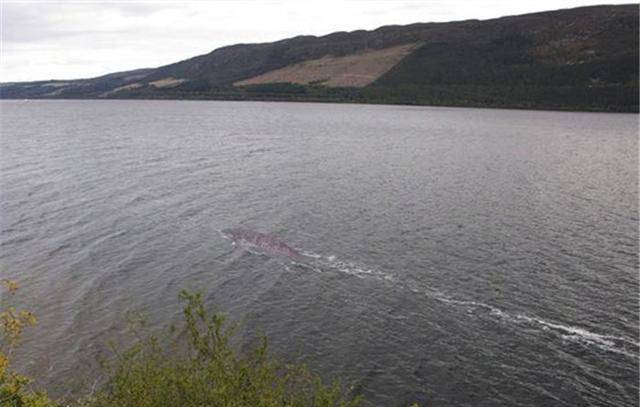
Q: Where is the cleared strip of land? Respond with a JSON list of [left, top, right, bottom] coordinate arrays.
[[100, 83, 143, 97], [149, 77, 186, 88], [234, 43, 420, 88]]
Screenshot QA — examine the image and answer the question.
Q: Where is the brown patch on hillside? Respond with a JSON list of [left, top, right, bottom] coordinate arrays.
[[234, 43, 421, 88], [149, 77, 186, 88], [100, 82, 143, 97]]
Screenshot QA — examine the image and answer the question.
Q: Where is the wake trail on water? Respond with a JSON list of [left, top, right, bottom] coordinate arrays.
[[220, 234, 637, 359], [297, 250, 398, 282], [295, 250, 639, 359]]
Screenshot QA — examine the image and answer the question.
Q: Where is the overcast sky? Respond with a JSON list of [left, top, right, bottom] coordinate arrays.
[[0, 0, 631, 82]]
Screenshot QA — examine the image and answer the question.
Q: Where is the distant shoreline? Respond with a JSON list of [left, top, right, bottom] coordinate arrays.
[[1, 95, 637, 114], [1, 5, 637, 114]]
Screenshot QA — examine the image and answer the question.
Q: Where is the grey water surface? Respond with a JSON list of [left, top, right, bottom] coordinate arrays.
[[0, 100, 638, 406]]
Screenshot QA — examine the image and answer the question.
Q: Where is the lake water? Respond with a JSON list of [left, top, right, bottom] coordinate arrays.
[[1, 100, 638, 406]]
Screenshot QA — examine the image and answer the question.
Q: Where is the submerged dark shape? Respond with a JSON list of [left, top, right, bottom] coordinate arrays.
[[222, 228, 302, 260]]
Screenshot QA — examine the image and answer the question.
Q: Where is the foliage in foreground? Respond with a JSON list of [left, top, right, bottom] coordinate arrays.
[[0, 282, 364, 407], [86, 290, 362, 407], [1, 279, 57, 407]]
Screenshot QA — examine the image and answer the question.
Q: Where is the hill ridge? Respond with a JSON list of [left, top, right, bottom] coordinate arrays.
[[1, 4, 638, 112]]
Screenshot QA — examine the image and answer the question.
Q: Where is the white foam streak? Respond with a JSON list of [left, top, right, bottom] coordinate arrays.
[[513, 315, 639, 357], [299, 251, 322, 259], [413, 286, 639, 359], [260, 246, 638, 359], [302, 251, 398, 283]]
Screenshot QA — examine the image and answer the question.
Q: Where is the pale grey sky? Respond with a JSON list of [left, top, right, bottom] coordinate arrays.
[[0, 0, 632, 82]]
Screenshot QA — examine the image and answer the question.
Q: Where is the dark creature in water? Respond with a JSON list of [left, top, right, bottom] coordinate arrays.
[[222, 228, 302, 260]]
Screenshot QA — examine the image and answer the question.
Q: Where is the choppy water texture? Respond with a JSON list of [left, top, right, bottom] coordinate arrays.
[[1, 100, 638, 406]]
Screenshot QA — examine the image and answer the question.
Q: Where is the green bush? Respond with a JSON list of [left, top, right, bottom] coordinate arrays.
[[83, 290, 364, 407], [1, 279, 58, 407], [1, 283, 364, 407]]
